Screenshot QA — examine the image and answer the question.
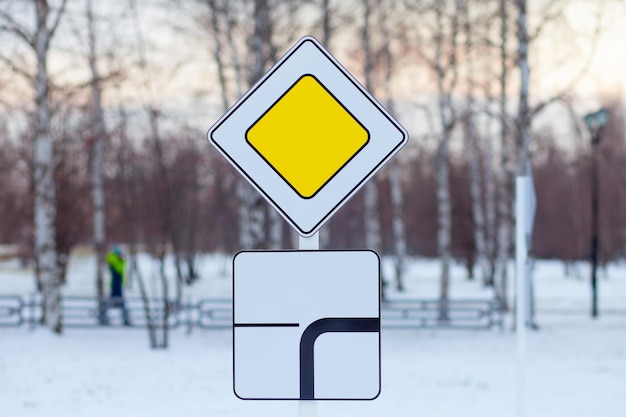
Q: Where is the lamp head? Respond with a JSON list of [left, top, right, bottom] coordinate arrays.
[[584, 108, 609, 132]]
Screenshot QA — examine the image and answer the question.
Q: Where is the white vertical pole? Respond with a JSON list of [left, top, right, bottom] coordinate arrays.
[[299, 233, 320, 251], [515, 177, 527, 417], [299, 231, 319, 416], [525, 260, 533, 327]]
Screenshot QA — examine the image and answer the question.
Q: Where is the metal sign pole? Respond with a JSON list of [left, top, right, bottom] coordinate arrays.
[[299, 231, 319, 417], [515, 177, 527, 417], [299, 232, 320, 251]]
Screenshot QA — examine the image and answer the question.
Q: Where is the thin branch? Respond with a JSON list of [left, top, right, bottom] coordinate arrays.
[[528, 2, 564, 43], [0, 24, 33, 47], [54, 69, 124, 97], [47, 0, 69, 41], [529, 91, 569, 119], [560, 98, 587, 150], [414, 45, 439, 73], [0, 9, 34, 46], [530, 3, 604, 119], [0, 53, 34, 82], [128, 0, 156, 104]]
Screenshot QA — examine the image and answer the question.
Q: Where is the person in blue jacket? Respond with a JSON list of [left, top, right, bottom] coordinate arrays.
[[101, 245, 131, 326]]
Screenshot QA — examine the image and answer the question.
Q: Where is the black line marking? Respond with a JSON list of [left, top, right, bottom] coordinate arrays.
[[234, 323, 299, 328], [299, 317, 380, 400], [209, 37, 408, 237], [245, 74, 370, 200]]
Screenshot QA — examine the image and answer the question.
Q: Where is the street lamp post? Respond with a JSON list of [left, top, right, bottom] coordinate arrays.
[[584, 108, 609, 319]]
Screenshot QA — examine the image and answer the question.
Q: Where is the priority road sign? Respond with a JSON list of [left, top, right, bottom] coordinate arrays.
[[233, 250, 381, 400], [208, 36, 408, 237]]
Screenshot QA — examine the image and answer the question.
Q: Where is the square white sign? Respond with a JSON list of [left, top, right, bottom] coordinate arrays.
[[233, 250, 381, 400]]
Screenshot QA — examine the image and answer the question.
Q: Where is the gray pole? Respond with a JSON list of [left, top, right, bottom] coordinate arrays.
[[584, 107, 608, 318], [590, 131, 600, 318]]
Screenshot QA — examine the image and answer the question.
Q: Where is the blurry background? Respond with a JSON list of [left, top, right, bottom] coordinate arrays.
[[0, 0, 625, 332]]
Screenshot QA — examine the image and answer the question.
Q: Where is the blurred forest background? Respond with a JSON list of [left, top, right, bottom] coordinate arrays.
[[1, 0, 625, 332]]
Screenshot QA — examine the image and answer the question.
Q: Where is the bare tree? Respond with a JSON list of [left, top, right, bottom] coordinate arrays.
[[320, 0, 332, 46], [461, 0, 488, 282], [433, 0, 460, 319], [85, 0, 107, 319], [205, 0, 230, 112], [493, 0, 512, 310], [194, 0, 250, 253], [0, 0, 68, 333], [361, 0, 383, 257], [245, 0, 278, 249], [126, 0, 181, 346], [380, 0, 406, 292], [480, 11, 498, 287], [515, 0, 531, 177], [200, 0, 279, 250]]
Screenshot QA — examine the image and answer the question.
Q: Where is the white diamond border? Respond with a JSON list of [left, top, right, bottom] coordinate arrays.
[[208, 36, 408, 237]]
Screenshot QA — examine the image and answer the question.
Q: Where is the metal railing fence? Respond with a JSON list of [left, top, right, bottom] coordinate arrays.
[[0, 295, 503, 330]]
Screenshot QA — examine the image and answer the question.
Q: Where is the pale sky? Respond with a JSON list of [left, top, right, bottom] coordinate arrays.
[[1, 0, 624, 133], [534, 1, 626, 103]]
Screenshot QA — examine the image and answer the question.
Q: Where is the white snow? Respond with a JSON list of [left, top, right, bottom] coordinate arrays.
[[1, 252, 625, 417]]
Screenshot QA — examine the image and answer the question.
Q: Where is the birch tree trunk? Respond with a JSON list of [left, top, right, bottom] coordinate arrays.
[[436, 128, 452, 321], [480, 18, 497, 286], [225, 0, 244, 99], [389, 161, 406, 291], [515, 0, 531, 176], [158, 253, 169, 349], [361, 0, 382, 255], [132, 250, 157, 348], [268, 209, 282, 249], [321, 0, 331, 46], [32, 0, 67, 334], [207, 0, 258, 250], [148, 109, 185, 306], [207, 0, 229, 112], [86, 0, 106, 313], [225, 1, 258, 250], [115, 107, 158, 348], [462, 1, 488, 283], [183, 153, 200, 283], [237, 182, 254, 250], [515, 0, 536, 325], [363, 183, 382, 252], [204, 0, 234, 261], [434, 0, 459, 320], [494, 0, 511, 310], [380, 2, 406, 292], [483, 102, 497, 286], [465, 115, 488, 281], [240, 0, 276, 249], [128, 0, 185, 308]]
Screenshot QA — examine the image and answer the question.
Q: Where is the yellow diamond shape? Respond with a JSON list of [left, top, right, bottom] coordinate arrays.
[[246, 75, 369, 198]]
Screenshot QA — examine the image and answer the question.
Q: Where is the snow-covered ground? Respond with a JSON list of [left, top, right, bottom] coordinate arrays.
[[1, 251, 625, 417]]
